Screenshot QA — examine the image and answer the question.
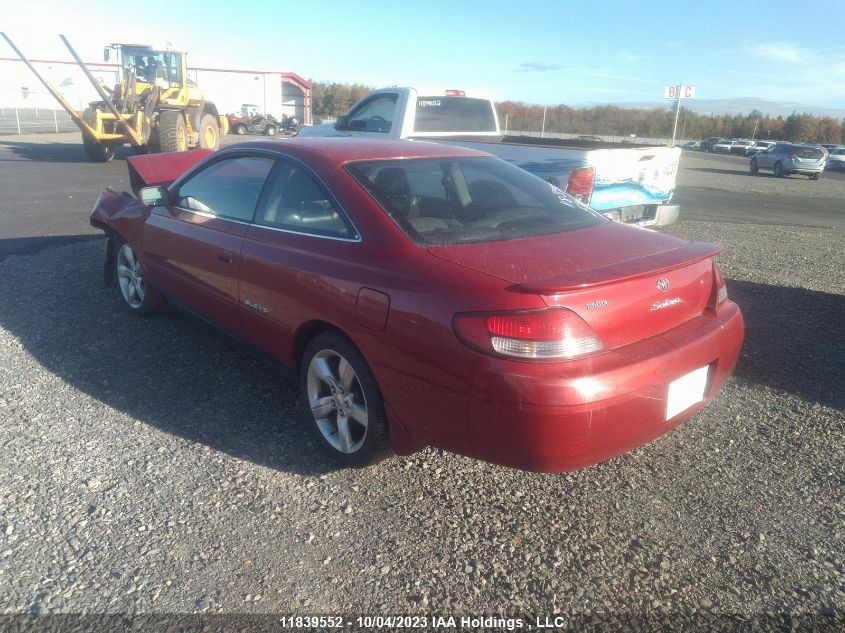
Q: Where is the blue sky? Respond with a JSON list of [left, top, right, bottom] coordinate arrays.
[[4, 0, 845, 108]]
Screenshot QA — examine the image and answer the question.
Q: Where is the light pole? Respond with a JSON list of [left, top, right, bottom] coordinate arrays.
[[670, 83, 681, 146]]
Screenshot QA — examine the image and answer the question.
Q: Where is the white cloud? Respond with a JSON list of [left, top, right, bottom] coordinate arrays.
[[748, 42, 807, 64]]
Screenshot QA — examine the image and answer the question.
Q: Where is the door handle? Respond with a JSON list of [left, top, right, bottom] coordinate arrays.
[[217, 254, 232, 264]]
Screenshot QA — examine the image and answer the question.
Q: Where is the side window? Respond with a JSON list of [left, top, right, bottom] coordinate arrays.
[[256, 162, 355, 239], [346, 94, 398, 133], [174, 156, 274, 222]]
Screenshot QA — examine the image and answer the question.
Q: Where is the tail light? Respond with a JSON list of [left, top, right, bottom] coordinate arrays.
[[707, 262, 728, 308], [445, 89, 466, 97], [565, 167, 595, 204], [453, 308, 605, 361]]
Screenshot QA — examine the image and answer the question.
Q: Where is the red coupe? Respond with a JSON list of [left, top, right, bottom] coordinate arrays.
[[90, 138, 744, 472]]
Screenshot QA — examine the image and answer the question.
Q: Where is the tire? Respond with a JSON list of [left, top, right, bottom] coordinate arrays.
[[773, 162, 784, 178], [113, 237, 153, 316], [750, 158, 758, 174], [300, 331, 392, 467], [233, 123, 247, 135], [198, 113, 220, 149], [809, 172, 821, 180], [158, 110, 188, 152], [82, 139, 115, 162], [265, 125, 277, 136]]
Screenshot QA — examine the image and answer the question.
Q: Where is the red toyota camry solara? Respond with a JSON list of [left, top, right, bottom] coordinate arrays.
[[89, 138, 744, 472]]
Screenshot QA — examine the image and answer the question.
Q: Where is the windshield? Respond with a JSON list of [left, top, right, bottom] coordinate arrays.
[[413, 97, 498, 133], [122, 47, 183, 86], [346, 157, 605, 246]]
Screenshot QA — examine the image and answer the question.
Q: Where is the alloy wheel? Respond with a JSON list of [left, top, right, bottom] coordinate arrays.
[[306, 349, 369, 454], [116, 243, 145, 309]]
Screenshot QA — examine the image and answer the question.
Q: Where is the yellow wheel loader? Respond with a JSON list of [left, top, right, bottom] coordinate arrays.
[[1, 33, 228, 162]]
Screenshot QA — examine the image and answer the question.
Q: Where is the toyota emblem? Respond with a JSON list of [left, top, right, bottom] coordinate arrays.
[[656, 278, 670, 293]]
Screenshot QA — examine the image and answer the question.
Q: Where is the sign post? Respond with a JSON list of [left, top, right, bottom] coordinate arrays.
[[665, 84, 695, 146]]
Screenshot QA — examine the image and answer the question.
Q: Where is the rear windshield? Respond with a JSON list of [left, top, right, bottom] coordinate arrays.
[[346, 157, 605, 246], [413, 97, 497, 133], [794, 146, 824, 159]]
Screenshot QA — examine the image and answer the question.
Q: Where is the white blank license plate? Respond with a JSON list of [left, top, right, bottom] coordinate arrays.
[[666, 365, 709, 420]]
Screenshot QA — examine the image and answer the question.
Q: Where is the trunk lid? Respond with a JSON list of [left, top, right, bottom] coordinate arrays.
[[429, 222, 719, 349]]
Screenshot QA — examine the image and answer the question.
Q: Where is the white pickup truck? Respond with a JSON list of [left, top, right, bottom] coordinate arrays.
[[299, 88, 681, 227]]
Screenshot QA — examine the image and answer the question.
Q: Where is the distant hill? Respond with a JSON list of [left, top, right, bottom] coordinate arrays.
[[583, 98, 845, 119]]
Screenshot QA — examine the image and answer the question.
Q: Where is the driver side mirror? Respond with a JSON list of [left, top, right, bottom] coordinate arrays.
[[139, 186, 169, 207], [334, 115, 350, 131]]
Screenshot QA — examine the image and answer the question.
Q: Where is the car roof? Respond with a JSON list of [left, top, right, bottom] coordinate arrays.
[[222, 137, 492, 164]]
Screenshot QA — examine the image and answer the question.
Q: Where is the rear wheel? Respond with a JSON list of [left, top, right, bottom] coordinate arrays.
[[750, 158, 758, 174], [114, 238, 153, 315], [300, 332, 392, 467], [265, 125, 277, 136], [773, 162, 784, 178], [158, 110, 188, 152], [198, 113, 220, 149], [809, 172, 821, 180], [233, 123, 247, 135]]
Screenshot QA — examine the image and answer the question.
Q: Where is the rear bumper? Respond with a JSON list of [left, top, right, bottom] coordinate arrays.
[[604, 204, 679, 228], [465, 301, 744, 472]]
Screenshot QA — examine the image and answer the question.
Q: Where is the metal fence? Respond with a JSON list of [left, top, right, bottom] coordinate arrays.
[[0, 107, 78, 136]]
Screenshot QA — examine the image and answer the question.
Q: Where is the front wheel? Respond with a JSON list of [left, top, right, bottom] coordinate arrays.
[[158, 110, 188, 152], [773, 162, 784, 178], [83, 139, 115, 162], [750, 159, 758, 174], [265, 125, 277, 136], [114, 238, 153, 315], [233, 123, 247, 135], [300, 332, 392, 467]]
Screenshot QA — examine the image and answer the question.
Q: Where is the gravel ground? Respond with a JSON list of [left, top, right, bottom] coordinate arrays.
[[1, 212, 844, 628], [677, 151, 845, 199]]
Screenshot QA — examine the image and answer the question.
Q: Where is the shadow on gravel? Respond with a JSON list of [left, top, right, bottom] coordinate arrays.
[[0, 240, 341, 476], [687, 167, 759, 178], [0, 235, 101, 263], [729, 279, 845, 410], [0, 139, 132, 164]]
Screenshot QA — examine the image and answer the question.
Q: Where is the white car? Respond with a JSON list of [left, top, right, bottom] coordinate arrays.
[[826, 148, 845, 170], [746, 141, 775, 156]]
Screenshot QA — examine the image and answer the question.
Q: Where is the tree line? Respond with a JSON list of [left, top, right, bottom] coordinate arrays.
[[310, 81, 845, 143]]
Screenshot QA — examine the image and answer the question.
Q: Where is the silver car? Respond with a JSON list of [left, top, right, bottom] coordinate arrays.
[[750, 143, 826, 179]]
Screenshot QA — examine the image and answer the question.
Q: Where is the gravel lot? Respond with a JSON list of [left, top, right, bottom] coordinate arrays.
[[0, 148, 843, 631]]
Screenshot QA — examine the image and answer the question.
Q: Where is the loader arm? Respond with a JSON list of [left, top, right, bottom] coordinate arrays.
[[0, 31, 100, 142]]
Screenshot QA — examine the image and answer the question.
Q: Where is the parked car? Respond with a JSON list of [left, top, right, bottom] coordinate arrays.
[[826, 148, 845, 170], [699, 137, 722, 152], [729, 139, 755, 155], [746, 140, 775, 156], [750, 143, 827, 179], [711, 139, 736, 154], [89, 138, 744, 472], [681, 141, 701, 150]]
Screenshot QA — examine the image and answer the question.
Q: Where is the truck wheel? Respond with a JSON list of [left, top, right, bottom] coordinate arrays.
[[773, 162, 784, 178], [82, 138, 115, 162], [265, 125, 277, 136], [158, 110, 188, 152], [198, 113, 220, 150], [233, 123, 247, 135]]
